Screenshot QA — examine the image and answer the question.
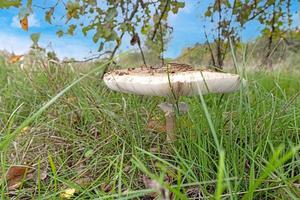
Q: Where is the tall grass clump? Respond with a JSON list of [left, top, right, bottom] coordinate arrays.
[[0, 52, 299, 199]]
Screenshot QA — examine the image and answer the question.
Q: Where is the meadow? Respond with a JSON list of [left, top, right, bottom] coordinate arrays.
[[0, 51, 299, 199]]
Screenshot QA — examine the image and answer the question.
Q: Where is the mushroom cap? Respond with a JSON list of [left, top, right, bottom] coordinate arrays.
[[103, 70, 245, 97]]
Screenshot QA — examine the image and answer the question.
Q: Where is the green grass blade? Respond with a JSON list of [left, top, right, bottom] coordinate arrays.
[[215, 150, 225, 200], [0, 60, 113, 151]]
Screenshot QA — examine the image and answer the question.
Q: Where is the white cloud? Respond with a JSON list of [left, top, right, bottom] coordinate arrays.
[[0, 31, 97, 60], [42, 36, 96, 60], [0, 32, 31, 54], [11, 14, 40, 28]]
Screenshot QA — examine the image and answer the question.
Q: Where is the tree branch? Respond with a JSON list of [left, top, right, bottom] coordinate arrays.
[[62, 51, 112, 63], [204, 27, 217, 69], [151, 0, 170, 41]]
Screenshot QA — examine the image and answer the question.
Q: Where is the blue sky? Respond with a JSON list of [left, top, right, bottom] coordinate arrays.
[[0, 0, 298, 59]]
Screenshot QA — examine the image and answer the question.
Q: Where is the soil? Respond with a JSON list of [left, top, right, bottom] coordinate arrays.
[[107, 63, 208, 76]]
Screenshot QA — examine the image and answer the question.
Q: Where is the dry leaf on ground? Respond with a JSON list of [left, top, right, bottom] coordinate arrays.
[[60, 188, 76, 199], [100, 182, 112, 193], [5, 165, 34, 190], [74, 177, 92, 187], [147, 119, 166, 132], [142, 175, 172, 200]]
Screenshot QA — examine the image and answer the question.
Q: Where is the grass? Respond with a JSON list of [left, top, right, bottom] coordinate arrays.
[[0, 55, 299, 199]]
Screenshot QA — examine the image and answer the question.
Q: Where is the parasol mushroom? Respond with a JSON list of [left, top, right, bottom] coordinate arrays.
[[103, 63, 246, 143]]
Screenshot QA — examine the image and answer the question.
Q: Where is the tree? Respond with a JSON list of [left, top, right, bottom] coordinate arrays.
[[258, 0, 293, 67], [1, 0, 185, 63], [204, 0, 294, 69], [144, 22, 173, 66]]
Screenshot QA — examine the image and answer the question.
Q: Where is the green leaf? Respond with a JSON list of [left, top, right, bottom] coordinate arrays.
[[105, 7, 117, 21], [87, 0, 97, 6], [0, 0, 21, 8], [56, 30, 64, 37], [171, 6, 179, 14], [205, 9, 212, 17], [177, 1, 185, 8], [82, 24, 94, 36], [67, 24, 77, 35], [93, 31, 101, 43], [45, 8, 54, 24], [171, 1, 185, 14], [141, 24, 150, 35], [105, 30, 118, 42], [66, 1, 80, 20], [119, 23, 128, 32]]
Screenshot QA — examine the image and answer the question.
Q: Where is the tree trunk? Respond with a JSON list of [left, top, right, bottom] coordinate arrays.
[[263, 1, 276, 69]]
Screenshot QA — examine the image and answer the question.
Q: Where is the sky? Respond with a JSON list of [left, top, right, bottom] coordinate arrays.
[[0, 0, 298, 60]]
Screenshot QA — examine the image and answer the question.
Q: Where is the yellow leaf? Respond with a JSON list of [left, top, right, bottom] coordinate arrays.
[[60, 188, 76, 199], [66, 96, 77, 104], [20, 16, 28, 31], [21, 126, 30, 135]]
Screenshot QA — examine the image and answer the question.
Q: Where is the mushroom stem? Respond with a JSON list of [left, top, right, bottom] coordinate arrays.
[[165, 112, 176, 142], [158, 102, 188, 143]]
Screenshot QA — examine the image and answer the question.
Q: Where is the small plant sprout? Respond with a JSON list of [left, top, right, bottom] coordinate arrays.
[[104, 63, 245, 142]]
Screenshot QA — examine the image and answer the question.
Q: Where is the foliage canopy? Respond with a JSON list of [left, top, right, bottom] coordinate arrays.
[[1, 0, 298, 67], [1, 0, 185, 59]]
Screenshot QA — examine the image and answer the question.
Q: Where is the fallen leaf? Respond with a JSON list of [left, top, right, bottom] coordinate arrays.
[[66, 96, 77, 104], [74, 177, 92, 187], [100, 182, 112, 193], [5, 165, 34, 190], [142, 175, 172, 200], [9, 54, 24, 64], [37, 169, 48, 181], [32, 166, 48, 183], [20, 16, 28, 31], [60, 188, 76, 199], [147, 119, 166, 132]]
